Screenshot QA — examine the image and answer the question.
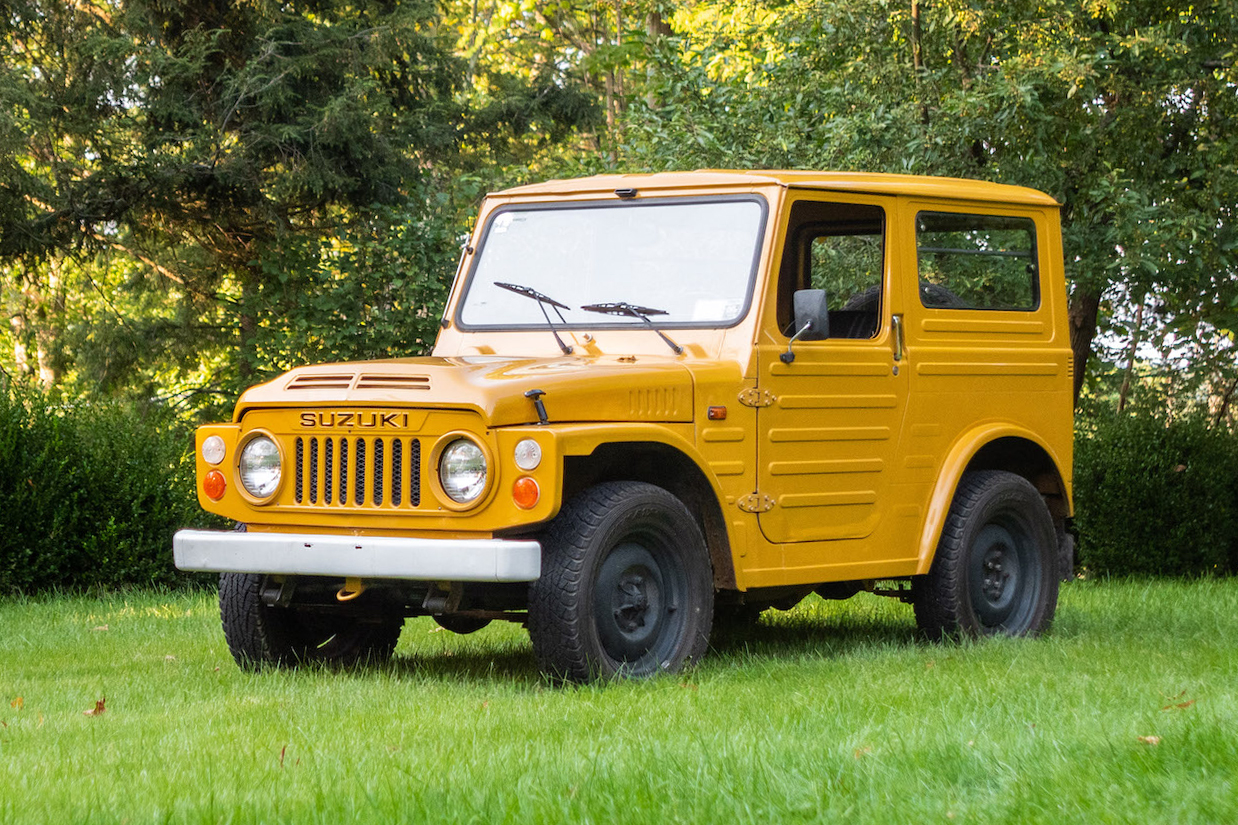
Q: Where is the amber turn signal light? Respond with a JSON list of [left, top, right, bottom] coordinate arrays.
[[204, 470, 227, 500], [512, 476, 540, 509]]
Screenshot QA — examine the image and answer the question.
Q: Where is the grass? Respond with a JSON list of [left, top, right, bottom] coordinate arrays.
[[2, 579, 1236, 824]]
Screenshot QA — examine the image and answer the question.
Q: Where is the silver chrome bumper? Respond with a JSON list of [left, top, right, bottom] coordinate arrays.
[[172, 529, 541, 582]]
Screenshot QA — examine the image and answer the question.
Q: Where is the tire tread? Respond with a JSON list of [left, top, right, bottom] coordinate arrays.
[[913, 470, 1058, 639], [528, 481, 713, 682]]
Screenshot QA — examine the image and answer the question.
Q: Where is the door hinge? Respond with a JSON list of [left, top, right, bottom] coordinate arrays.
[[737, 493, 776, 513], [738, 388, 776, 407]]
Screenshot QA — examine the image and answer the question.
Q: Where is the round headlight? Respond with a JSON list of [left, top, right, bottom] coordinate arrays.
[[238, 435, 282, 499], [514, 438, 542, 471], [439, 439, 488, 504], [201, 435, 226, 465]]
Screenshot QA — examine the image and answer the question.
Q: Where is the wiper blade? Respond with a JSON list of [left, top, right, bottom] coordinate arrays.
[[579, 301, 684, 355], [494, 281, 573, 355]]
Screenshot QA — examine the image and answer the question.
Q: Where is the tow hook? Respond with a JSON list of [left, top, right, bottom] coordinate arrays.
[[336, 577, 366, 602]]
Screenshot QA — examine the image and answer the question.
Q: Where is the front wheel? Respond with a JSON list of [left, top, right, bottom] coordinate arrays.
[[528, 481, 714, 682], [219, 573, 403, 670], [913, 470, 1058, 639]]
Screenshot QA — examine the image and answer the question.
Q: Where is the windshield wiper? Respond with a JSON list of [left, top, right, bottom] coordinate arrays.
[[579, 302, 684, 355], [494, 282, 574, 355]]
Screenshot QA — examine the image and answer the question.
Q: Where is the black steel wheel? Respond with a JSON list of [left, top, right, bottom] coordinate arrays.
[[913, 470, 1058, 639], [219, 573, 402, 670], [528, 481, 714, 682]]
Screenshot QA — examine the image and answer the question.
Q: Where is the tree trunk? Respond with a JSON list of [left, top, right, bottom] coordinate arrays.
[[1116, 297, 1144, 414], [10, 311, 31, 377], [911, 1, 930, 125], [1068, 287, 1101, 406], [238, 266, 259, 383], [645, 10, 673, 109], [911, 1, 925, 73], [32, 261, 66, 390], [1214, 372, 1238, 427]]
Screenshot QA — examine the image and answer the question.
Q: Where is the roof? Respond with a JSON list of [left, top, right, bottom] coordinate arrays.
[[496, 169, 1060, 207]]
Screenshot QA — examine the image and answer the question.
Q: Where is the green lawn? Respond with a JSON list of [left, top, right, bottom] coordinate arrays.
[[2, 579, 1236, 824]]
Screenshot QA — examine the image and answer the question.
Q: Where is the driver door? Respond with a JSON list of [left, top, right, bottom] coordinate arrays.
[[755, 195, 909, 549]]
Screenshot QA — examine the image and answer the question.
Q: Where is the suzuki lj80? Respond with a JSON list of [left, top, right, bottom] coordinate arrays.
[[174, 171, 1074, 682]]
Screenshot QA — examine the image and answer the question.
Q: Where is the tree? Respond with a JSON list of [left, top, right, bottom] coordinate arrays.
[[1, 0, 595, 407], [620, 0, 1238, 406]]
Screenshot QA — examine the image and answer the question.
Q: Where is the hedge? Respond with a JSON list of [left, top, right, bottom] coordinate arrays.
[[1074, 411, 1238, 577], [6, 381, 1237, 592], [0, 387, 217, 594]]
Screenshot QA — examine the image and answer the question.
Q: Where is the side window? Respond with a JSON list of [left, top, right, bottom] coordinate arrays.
[[777, 201, 885, 339], [916, 212, 1039, 310]]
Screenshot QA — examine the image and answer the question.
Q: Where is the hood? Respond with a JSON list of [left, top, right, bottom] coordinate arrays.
[[233, 355, 695, 427]]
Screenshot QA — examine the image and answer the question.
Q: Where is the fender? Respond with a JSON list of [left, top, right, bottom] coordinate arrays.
[[551, 421, 730, 503], [915, 422, 1071, 575], [550, 421, 741, 586]]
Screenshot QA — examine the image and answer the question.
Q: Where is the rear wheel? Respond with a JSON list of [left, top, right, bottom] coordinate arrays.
[[219, 573, 403, 670], [528, 481, 714, 682], [913, 471, 1058, 639]]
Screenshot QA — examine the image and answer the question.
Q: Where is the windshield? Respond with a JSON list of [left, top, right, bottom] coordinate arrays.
[[457, 197, 766, 329]]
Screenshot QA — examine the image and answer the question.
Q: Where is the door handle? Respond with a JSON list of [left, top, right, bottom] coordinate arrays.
[[892, 313, 905, 362]]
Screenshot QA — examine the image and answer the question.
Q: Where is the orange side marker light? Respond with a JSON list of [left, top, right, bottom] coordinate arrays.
[[204, 470, 227, 500], [513, 476, 540, 509]]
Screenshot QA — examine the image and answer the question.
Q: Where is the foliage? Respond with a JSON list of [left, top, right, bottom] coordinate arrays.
[[1074, 409, 1238, 576], [4, 583, 1238, 822], [0, 384, 215, 594], [6, 0, 1236, 418], [619, 0, 1238, 403], [3, 0, 1238, 587], [231, 179, 478, 403], [0, 0, 592, 409]]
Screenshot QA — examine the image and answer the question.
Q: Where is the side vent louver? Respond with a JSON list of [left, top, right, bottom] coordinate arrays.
[[356, 374, 431, 391], [286, 373, 355, 391]]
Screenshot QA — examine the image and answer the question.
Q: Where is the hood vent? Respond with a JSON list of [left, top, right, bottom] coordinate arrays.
[[356, 374, 431, 391], [286, 373, 355, 391]]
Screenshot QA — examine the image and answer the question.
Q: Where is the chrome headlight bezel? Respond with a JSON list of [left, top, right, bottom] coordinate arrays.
[[434, 435, 491, 508], [236, 432, 283, 503]]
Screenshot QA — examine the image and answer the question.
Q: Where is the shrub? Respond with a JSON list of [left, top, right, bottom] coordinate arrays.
[[0, 386, 218, 594], [1074, 411, 1238, 576]]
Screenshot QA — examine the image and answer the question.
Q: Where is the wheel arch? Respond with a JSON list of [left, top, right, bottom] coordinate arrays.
[[559, 437, 737, 590], [915, 425, 1071, 575]]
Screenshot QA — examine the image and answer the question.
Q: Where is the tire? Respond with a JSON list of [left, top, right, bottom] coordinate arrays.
[[528, 481, 714, 682], [913, 470, 1058, 639], [219, 573, 403, 670]]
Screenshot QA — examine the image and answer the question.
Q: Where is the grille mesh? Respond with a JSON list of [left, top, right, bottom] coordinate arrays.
[[293, 436, 421, 508]]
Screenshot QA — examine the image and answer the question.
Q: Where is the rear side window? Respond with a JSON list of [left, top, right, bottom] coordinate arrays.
[[916, 212, 1038, 310]]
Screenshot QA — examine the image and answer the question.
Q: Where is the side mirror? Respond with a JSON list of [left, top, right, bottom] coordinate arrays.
[[780, 289, 829, 364], [792, 289, 830, 341]]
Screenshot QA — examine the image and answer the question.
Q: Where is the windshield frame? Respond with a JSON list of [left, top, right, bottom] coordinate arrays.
[[453, 194, 769, 332]]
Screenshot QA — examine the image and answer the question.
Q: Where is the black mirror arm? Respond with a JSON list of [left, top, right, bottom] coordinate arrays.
[[780, 321, 814, 364]]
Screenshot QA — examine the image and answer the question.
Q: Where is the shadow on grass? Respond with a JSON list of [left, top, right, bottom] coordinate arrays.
[[709, 607, 920, 662], [384, 645, 544, 685], [373, 595, 922, 686]]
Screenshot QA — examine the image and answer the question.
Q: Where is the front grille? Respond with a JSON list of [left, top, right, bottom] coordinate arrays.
[[294, 436, 421, 508]]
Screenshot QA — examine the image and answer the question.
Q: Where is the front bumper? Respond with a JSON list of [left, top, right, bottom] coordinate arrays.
[[172, 530, 542, 582]]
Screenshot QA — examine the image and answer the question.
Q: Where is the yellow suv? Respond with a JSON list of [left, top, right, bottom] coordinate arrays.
[[174, 171, 1073, 682]]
